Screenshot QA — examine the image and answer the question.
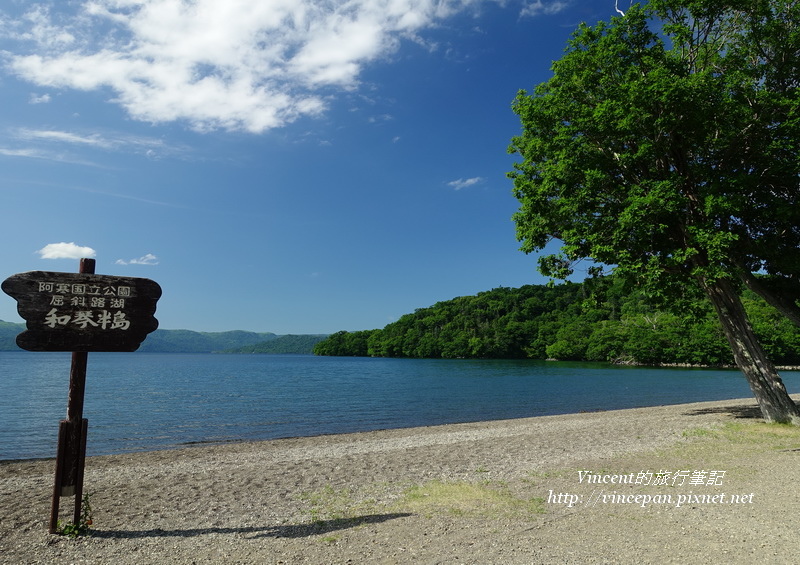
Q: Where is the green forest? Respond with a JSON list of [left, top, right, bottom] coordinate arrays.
[[314, 278, 800, 366]]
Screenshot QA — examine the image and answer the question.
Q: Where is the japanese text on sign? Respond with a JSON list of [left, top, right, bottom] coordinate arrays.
[[37, 280, 132, 330], [3, 269, 161, 352]]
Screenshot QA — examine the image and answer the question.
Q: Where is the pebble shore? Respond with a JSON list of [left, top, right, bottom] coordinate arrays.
[[2, 395, 798, 564]]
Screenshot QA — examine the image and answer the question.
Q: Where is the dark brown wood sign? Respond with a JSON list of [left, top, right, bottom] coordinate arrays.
[[3, 259, 163, 533], [2, 270, 161, 352]]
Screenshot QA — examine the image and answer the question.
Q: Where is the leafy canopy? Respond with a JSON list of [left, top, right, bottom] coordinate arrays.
[[508, 0, 800, 302]]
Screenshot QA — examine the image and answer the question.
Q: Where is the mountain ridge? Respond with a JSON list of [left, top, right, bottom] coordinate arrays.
[[0, 321, 325, 354]]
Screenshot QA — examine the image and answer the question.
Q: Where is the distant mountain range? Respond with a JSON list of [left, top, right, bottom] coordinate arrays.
[[0, 320, 327, 354]]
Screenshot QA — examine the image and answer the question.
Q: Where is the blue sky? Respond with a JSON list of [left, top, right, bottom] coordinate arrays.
[[0, 1, 623, 334]]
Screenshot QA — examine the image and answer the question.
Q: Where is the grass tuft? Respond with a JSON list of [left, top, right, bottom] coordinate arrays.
[[398, 480, 544, 519]]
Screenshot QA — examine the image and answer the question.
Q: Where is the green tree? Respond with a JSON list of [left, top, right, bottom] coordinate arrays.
[[313, 330, 375, 356], [509, 1, 800, 423]]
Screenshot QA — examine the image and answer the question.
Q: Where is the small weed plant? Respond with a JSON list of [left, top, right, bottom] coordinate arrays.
[[57, 493, 94, 538]]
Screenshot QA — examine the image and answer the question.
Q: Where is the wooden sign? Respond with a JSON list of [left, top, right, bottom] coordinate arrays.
[[2, 270, 162, 352]]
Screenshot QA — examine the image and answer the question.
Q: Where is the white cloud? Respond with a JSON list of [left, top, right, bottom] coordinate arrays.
[[17, 128, 111, 148], [115, 253, 159, 266], [0, 146, 101, 166], [37, 242, 97, 259], [0, 148, 48, 158], [447, 176, 483, 190], [520, 1, 570, 18], [3, 5, 77, 48], [2, 0, 534, 133], [8, 127, 188, 160], [29, 93, 51, 104]]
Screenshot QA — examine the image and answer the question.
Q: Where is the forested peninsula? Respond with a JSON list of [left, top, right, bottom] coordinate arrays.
[[314, 278, 800, 366]]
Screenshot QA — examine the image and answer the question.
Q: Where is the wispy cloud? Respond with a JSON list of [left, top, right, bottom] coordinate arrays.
[[37, 242, 97, 260], [16, 128, 113, 148], [1, 1, 568, 134], [0, 147, 48, 158], [4, 127, 189, 161], [447, 176, 484, 190], [0, 146, 100, 166], [116, 253, 159, 266], [520, 1, 571, 18], [1, 177, 182, 207], [28, 93, 50, 104]]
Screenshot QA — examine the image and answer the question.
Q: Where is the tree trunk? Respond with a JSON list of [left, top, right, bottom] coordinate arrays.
[[700, 277, 800, 424]]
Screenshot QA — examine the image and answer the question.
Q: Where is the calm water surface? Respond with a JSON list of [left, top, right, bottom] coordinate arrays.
[[1, 352, 797, 460]]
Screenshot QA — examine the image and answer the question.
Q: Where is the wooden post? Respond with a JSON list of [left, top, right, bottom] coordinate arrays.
[[49, 422, 68, 533], [73, 418, 89, 525], [49, 258, 95, 534]]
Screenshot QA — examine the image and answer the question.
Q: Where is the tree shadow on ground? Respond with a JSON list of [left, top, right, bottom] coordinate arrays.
[[90, 513, 413, 540], [683, 404, 771, 420]]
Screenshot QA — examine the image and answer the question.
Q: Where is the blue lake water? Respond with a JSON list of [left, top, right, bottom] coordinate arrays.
[[1, 352, 798, 461]]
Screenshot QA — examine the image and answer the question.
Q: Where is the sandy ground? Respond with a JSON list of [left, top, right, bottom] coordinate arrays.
[[2, 395, 799, 564]]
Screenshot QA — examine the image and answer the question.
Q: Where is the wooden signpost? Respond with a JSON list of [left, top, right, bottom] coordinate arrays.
[[1, 258, 162, 533]]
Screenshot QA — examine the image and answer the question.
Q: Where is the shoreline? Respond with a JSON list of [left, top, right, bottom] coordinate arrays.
[[2, 395, 799, 564], [0, 397, 730, 465], [0, 393, 775, 465]]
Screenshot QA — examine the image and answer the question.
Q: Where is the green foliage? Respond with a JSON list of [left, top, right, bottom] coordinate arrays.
[[743, 294, 800, 365], [56, 493, 94, 538], [313, 330, 377, 356], [508, 0, 800, 306], [314, 278, 800, 366], [506, 1, 800, 423]]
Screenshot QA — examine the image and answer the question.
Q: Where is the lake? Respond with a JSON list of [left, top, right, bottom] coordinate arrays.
[[1, 352, 798, 461]]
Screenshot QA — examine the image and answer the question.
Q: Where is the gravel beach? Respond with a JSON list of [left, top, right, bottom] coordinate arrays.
[[2, 395, 799, 564]]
